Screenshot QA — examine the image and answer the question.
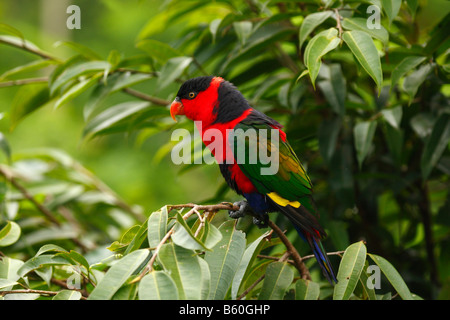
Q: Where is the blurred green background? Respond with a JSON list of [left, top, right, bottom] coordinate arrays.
[[0, 0, 234, 211]]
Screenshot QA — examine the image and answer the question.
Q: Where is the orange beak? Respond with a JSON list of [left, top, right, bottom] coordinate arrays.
[[170, 97, 184, 122]]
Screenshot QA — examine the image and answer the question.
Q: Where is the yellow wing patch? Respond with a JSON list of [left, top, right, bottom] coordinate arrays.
[[267, 192, 301, 208]]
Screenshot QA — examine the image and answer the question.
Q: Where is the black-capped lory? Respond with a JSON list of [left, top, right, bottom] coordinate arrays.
[[170, 76, 337, 284]]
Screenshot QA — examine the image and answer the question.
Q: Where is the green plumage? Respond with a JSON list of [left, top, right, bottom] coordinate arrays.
[[230, 121, 316, 213]]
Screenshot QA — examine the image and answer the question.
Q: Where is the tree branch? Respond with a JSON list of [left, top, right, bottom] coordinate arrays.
[[0, 37, 60, 61], [123, 87, 171, 106], [133, 202, 312, 283]]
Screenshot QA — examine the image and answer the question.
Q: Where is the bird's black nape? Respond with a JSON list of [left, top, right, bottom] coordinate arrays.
[[213, 80, 252, 124], [176, 76, 214, 99]]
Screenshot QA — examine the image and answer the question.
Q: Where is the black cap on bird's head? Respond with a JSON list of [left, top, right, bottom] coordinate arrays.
[[170, 76, 216, 122], [170, 76, 251, 125]]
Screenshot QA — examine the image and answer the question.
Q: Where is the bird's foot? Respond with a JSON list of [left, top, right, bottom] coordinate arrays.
[[252, 215, 269, 229], [228, 200, 250, 219]]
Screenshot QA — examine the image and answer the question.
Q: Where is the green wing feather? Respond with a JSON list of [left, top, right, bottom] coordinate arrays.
[[230, 121, 316, 212]]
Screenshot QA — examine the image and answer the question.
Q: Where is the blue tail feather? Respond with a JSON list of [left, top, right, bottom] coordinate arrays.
[[295, 226, 337, 284]]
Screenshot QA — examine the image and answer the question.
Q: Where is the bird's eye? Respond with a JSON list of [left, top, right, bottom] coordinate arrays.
[[188, 92, 196, 99]]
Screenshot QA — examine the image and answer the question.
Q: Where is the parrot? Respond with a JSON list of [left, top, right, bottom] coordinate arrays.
[[170, 76, 337, 284]]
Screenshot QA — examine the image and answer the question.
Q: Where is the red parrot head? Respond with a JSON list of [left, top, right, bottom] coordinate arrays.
[[170, 76, 252, 126]]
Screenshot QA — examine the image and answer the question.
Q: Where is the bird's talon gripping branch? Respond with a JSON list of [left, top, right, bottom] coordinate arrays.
[[228, 200, 250, 219]]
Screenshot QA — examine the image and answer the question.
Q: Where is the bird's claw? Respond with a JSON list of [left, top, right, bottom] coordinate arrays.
[[252, 215, 269, 229], [228, 200, 250, 219], [228, 200, 268, 229]]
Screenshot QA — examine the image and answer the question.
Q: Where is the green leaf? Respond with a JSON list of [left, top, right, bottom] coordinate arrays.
[[147, 207, 168, 249], [54, 74, 100, 109], [390, 56, 426, 91], [231, 231, 270, 299], [157, 56, 193, 90], [299, 11, 333, 49], [333, 241, 367, 300], [0, 221, 21, 247], [357, 261, 377, 300], [421, 113, 450, 180], [304, 28, 340, 88], [35, 244, 69, 257], [341, 17, 389, 45], [406, 0, 418, 19], [136, 39, 182, 64], [381, 106, 402, 129], [0, 257, 24, 283], [354, 121, 377, 168], [88, 249, 150, 300], [296, 69, 309, 83], [209, 18, 222, 43], [158, 242, 202, 300], [258, 262, 294, 300], [317, 63, 346, 116], [84, 72, 152, 120], [123, 219, 150, 255], [0, 132, 11, 161], [381, 0, 402, 26], [198, 258, 211, 300], [221, 25, 294, 73], [0, 59, 56, 80], [52, 290, 82, 300], [138, 271, 179, 300], [57, 250, 90, 271], [0, 23, 24, 40], [295, 279, 320, 300], [423, 13, 450, 55], [83, 101, 150, 138], [384, 123, 404, 167], [200, 220, 223, 250], [342, 30, 383, 93], [234, 21, 253, 46], [50, 61, 111, 96], [403, 63, 433, 105], [10, 83, 50, 131], [319, 116, 342, 164], [205, 220, 246, 300], [0, 279, 19, 289], [171, 212, 208, 250], [17, 254, 70, 278], [54, 40, 102, 60], [368, 253, 413, 300]]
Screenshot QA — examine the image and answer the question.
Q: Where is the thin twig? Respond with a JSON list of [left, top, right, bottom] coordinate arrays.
[[302, 250, 345, 261], [0, 37, 60, 61], [334, 9, 343, 39], [0, 166, 60, 225], [0, 288, 87, 300], [123, 87, 171, 106], [267, 219, 311, 280], [0, 165, 88, 252], [237, 274, 265, 300]]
